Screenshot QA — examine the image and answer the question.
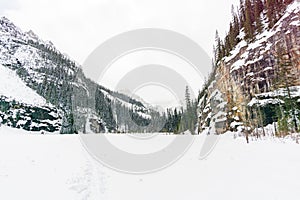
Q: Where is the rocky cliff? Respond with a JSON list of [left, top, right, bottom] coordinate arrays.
[[198, 1, 300, 136]]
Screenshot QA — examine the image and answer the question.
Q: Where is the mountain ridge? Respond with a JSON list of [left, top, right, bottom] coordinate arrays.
[[0, 16, 163, 134]]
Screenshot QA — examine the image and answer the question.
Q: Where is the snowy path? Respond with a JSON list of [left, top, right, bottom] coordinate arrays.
[[0, 126, 300, 200]]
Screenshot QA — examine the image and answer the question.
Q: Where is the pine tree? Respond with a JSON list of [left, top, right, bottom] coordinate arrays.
[[244, 0, 254, 40], [239, 0, 246, 29], [232, 6, 241, 46], [185, 86, 191, 109], [254, 0, 264, 34], [215, 30, 222, 62], [266, 0, 276, 28]]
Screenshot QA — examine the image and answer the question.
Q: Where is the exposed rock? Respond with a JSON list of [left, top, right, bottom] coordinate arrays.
[[198, 1, 300, 135]]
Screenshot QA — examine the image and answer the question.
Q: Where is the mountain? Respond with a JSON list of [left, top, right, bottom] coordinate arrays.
[[197, 0, 300, 137], [0, 63, 61, 132], [0, 16, 163, 134]]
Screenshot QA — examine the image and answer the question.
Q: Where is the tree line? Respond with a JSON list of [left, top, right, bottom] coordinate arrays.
[[214, 0, 294, 63]]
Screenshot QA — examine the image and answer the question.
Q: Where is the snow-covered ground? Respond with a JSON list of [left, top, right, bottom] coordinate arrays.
[[0, 125, 300, 200]]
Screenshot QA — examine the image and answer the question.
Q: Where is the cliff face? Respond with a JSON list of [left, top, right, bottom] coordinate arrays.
[[198, 1, 300, 135]]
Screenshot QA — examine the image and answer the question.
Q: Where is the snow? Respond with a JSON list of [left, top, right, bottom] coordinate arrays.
[[207, 80, 216, 90], [263, 66, 273, 71], [217, 101, 227, 109], [0, 17, 79, 104], [224, 40, 247, 63], [1, 125, 300, 199], [0, 64, 47, 106], [230, 121, 243, 128], [0, 126, 105, 200], [290, 20, 300, 26], [286, 0, 300, 15], [136, 111, 151, 119], [101, 89, 151, 119], [248, 97, 284, 107], [203, 105, 210, 113], [230, 58, 245, 72], [198, 96, 205, 107], [226, 0, 300, 74], [247, 86, 300, 107], [246, 72, 254, 77], [209, 89, 223, 102], [257, 86, 300, 98], [99, 132, 300, 200]]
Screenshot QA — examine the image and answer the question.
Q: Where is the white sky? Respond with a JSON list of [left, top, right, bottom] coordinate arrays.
[[2, 0, 240, 109]]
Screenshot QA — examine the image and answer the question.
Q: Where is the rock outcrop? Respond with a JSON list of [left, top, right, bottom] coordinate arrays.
[[198, 1, 300, 135]]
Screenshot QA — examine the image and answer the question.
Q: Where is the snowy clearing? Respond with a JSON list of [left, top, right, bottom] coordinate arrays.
[[0, 126, 300, 200]]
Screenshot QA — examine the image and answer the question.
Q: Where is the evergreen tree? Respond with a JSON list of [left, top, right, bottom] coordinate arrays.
[[254, 0, 264, 34], [215, 30, 223, 62], [185, 86, 191, 109], [244, 0, 255, 40], [266, 0, 276, 27]]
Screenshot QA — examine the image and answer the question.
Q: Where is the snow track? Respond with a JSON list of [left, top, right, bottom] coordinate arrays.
[[0, 126, 106, 200], [69, 143, 107, 200]]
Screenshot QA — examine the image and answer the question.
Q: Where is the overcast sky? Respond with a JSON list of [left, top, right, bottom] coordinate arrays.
[[1, 0, 240, 108]]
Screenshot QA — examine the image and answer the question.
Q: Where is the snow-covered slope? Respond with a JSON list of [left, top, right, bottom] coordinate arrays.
[[0, 64, 47, 106], [0, 126, 300, 200], [0, 16, 155, 133], [0, 64, 61, 132]]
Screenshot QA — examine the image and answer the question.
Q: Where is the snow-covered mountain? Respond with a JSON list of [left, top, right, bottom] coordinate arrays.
[[0, 64, 47, 106], [0, 63, 61, 132], [0, 16, 158, 133], [197, 0, 300, 136]]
